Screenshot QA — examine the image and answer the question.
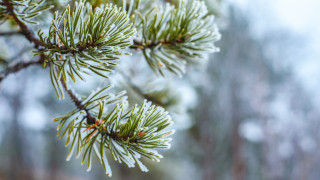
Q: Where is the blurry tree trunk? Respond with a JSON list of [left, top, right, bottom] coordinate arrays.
[[230, 81, 246, 180], [48, 128, 60, 180], [231, 120, 245, 180], [118, 165, 131, 180], [198, 93, 216, 180], [8, 79, 33, 180], [201, 134, 215, 180]]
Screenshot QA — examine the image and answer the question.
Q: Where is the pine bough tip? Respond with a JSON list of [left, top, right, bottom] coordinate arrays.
[[53, 87, 174, 176]]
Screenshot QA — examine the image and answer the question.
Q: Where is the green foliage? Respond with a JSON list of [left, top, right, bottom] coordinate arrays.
[[54, 86, 174, 176], [1, 0, 221, 177], [36, 0, 136, 98], [0, 0, 53, 24], [88, 0, 141, 16], [134, 0, 221, 77]]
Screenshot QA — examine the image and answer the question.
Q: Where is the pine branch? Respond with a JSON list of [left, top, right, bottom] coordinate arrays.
[[0, 55, 45, 82], [60, 78, 96, 125], [3, 0, 44, 48], [130, 39, 183, 50], [0, 0, 52, 83], [123, 74, 168, 107], [0, 0, 217, 177], [37, 1, 136, 98], [54, 91, 174, 175], [131, 83, 167, 107], [0, 31, 23, 36], [134, 1, 221, 76]]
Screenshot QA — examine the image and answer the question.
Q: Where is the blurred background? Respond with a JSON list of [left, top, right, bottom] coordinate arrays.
[[1, 0, 320, 179]]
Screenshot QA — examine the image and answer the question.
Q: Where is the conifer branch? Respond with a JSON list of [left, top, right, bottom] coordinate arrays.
[[54, 89, 174, 175], [0, 55, 44, 82], [60, 79, 96, 125], [36, 1, 136, 98], [0, 0, 220, 177], [130, 83, 167, 107], [0, 0, 52, 83], [2, 0, 52, 48], [122, 74, 168, 107], [0, 31, 23, 36], [131, 39, 184, 50], [3, 0, 43, 48], [134, 1, 221, 76]]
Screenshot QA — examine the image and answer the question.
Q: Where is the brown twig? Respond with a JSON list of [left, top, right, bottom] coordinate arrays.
[[130, 83, 167, 107], [0, 31, 23, 36], [3, 0, 44, 48], [130, 38, 185, 51], [0, 55, 45, 82], [0, 0, 46, 83], [130, 40, 165, 50], [4, 0, 97, 126], [120, 72, 167, 107], [47, 40, 102, 55], [60, 79, 96, 125]]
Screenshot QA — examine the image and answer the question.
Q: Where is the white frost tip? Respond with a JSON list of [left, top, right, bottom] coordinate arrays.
[[170, 129, 176, 135], [66, 155, 72, 161], [76, 153, 81, 159], [167, 144, 172, 149]]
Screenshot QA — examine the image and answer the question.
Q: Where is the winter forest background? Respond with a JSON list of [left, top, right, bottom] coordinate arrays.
[[1, 0, 320, 179]]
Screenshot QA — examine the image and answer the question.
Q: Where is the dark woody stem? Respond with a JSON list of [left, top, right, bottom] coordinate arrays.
[[0, 55, 45, 83], [60, 79, 96, 125], [0, 0, 47, 83], [0, 31, 23, 36], [3, 0, 44, 48]]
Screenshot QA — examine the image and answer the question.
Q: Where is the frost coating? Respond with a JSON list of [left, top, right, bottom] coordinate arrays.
[[36, 0, 136, 98], [135, 0, 221, 77], [53, 87, 174, 176]]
